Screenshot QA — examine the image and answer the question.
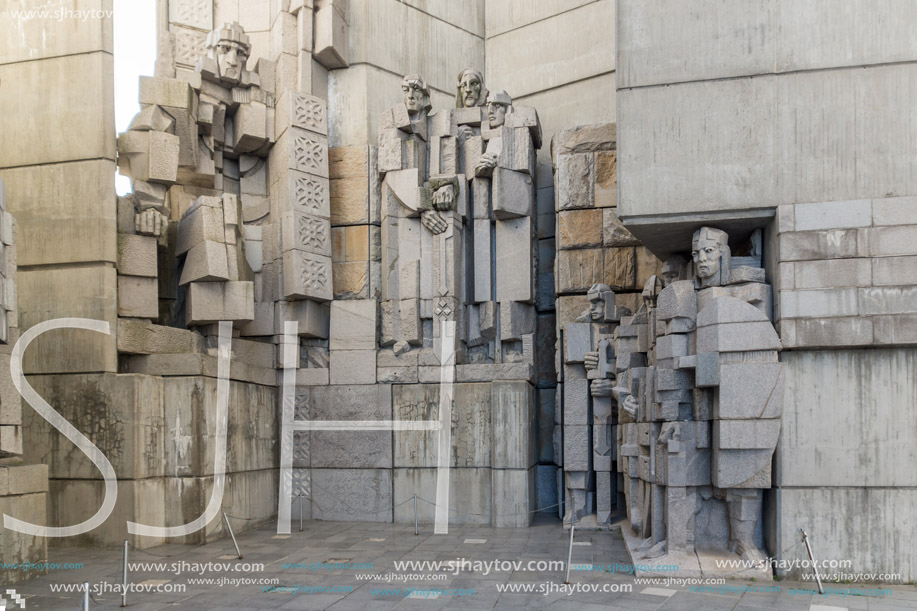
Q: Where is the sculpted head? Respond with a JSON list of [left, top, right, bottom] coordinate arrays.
[[455, 68, 488, 108], [205, 22, 251, 85], [661, 255, 687, 287], [402, 74, 431, 116], [486, 90, 512, 128], [587, 283, 612, 322], [691, 227, 731, 286]]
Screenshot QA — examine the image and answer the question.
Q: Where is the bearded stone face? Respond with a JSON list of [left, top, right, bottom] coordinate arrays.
[[459, 72, 483, 107]]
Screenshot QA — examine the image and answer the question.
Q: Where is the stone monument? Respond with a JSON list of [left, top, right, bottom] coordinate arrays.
[[612, 226, 782, 576], [0, 177, 49, 584]]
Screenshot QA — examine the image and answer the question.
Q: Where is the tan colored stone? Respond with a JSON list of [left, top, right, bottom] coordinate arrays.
[[0, 53, 115, 166], [0, 160, 117, 266], [330, 146, 369, 179], [333, 261, 370, 298], [553, 123, 617, 155], [118, 234, 158, 278], [118, 276, 159, 319], [557, 294, 590, 327], [603, 209, 640, 246], [20, 266, 118, 373], [595, 151, 617, 208], [556, 248, 604, 294], [604, 246, 636, 290], [557, 209, 603, 249], [636, 246, 663, 288], [117, 319, 202, 355]]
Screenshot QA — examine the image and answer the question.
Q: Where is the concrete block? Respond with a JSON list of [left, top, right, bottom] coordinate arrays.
[[779, 288, 858, 318], [696, 322, 781, 353], [794, 258, 871, 289], [118, 275, 158, 319], [603, 209, 640, 247], [117, 319, 201, 355], [873, 196, 917, 226], [329, 299, 376, 350], [282, 250, 333, 301], [186, 281, 254, 324], [0, 53, 115, 167], [495, 217, 533, 303], [329, 349, 375, 385], [555, 153, 594, 210], [795, 200, 872, 231], [859, 286, 917, 316], [313, 3, 349, 70], [867, 226, 917, 257], [275, 299, 330, 338], [874, 314, 917, 344], [556, 248, 603, 294], [563, 425, 592, 472], [873, 256, 917, 286], [491, 381, 535, 469], [117, 234, 158, 278], [492, 468, 535, 527], [492, 168, 534, 219], [309, 385, 392, 469], [394, 383, 491, 468], [795, 317, 874, 347], [393, 468, 491, 525], [779, 230, 858, 262], [716, 363, 784, 420], [564, 323, 593, 364], [557, 209, 602, 249], [311, 469, 391, 522], [179, 239, 230, 285]]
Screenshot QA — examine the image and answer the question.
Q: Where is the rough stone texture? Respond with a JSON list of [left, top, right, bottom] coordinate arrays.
[[393, 468, 491, 525], [311, 469, 392, 522]]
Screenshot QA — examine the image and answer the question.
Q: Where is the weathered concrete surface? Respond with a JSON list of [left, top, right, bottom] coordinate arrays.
[[618, 65, 917, 221], [393, 467, 492, 525], [0, 488, 48, 583], [775, 349, 917, 487]]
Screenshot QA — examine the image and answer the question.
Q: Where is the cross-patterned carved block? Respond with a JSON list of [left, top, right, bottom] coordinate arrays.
[[292, 467, 310, 497], [171, 25, 207, 67], [282, 250, 333, 301], [281, 210, 330, 256], [169, 0, 212, 31], [293, 94, 327, 135], [280, 128, 329, 178], [275, 170, 330, 218], [293, 431, 309, 468]]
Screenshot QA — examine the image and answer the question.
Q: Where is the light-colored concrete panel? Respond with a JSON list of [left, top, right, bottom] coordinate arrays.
[[774, 487, 917, 581], [0, 160, 117, 266], [485, 0, 595, 38], [515, 74, 616, 189], [328, 64, 453, 147], [618, 76, 777, 218], [402, 0, 484, 38], [0, 0, 113, 64], [617, 0, 774, 89], [0, 52, 115, 167], [774, 65, 917, 206], [776, 349, 917, 487], [776, 0, 917, 73], [486, 0, 614, 99], [349, 0, 484, 95], [19, 266, 118, 373]]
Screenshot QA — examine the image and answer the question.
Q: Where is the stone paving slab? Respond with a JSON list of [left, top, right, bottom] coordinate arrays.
[[3, 517, 910, 610]]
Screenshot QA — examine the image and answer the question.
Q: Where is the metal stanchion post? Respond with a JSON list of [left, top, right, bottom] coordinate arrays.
[[801, 529, 824, 595], [413, 494, 418, 535], [564, 517, 576, 584], [223, 511, 243, 559], [121, 539, 128, 607], [81, 582, 90, 610], [299, 493, 304, 532]]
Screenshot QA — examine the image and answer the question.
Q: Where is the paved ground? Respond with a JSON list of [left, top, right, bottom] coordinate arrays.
[[6, 516, 915, 610]]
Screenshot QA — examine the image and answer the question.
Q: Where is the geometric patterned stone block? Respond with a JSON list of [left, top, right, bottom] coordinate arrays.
[[280, 209, 331, 257], [282, 250, 333, 301], [169, 0, 212, 30], [276, 91, 327, 137]]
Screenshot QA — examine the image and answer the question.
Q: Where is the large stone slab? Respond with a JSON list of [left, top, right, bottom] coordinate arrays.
[[311, 468, 392, 522], [393, 467, 491, 525], [394, 383, 491, 468], [491, 381, 536, 469]]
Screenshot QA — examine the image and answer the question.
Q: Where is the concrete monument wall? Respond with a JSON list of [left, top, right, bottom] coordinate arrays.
[[616, 0, 917, 581]]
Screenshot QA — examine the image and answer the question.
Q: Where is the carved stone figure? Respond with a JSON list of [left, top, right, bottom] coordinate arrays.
[[378, 73, 541, 365], [455, 68, 488, 108], [613, 226, 782, 574], [117, 22, 332, 332]]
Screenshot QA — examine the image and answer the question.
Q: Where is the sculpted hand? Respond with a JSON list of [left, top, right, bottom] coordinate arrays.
[[135, 208, 167, 238], [591, 379, 614, 397], [432, 184, 455, 211], [474, 153, 498, 176], [583, 351, 600, 371], [421, 210, 447, 235], [457, 126, 475, 142]]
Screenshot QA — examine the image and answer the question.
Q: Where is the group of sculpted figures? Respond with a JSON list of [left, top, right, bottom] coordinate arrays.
[[378, 68, 541, 365], [568, 226, 782, 569], [116, 22, 781, 565]]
